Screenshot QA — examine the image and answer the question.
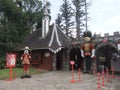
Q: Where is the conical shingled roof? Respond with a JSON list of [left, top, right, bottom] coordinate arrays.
[[20, 23, 70, 53]]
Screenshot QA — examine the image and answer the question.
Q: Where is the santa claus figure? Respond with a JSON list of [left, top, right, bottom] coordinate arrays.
[[81, 31, 95, 74], [21, 46, 31, 78]]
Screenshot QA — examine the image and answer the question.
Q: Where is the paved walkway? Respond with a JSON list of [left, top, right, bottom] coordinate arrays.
[[0, 71, 120, 90]]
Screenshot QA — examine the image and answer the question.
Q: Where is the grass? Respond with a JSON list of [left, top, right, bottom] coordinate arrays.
[[0, 68, 46, 80]]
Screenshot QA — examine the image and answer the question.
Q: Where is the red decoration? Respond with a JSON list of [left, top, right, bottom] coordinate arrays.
[[106, 68, 110, 82], [6, 54, 16, 81], [78, 68, 81, 82], [111, 66, 114, 78], [70, 61, 75, 65], [6, 54, 16, 68], [102, 70, 105, 87], [97, 72, 100, 90], [70, 61, 76, 83]]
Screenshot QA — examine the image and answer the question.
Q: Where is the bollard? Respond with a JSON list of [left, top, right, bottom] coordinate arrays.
[[70, 61, 76, 83], [97, 72, 100, 90], [5, 65, 14, 81], [106, 68, 110, 82], [78, 68, 81, 82], [102, 70, 105, 87], [111, 66, 114, 78]]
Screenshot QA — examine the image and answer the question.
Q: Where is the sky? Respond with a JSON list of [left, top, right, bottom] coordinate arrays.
[[48, 0, 120, 36]]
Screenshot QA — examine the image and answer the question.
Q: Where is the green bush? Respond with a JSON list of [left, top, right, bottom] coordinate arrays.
[[16, 59, 22, 68], [0, 58, 23, 69], [0, 57, 6, 69]]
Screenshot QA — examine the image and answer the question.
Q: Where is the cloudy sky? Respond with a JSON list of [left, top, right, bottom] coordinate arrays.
[[48, 0, 120, 36]]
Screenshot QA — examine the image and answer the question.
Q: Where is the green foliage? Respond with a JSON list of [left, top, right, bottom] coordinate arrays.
[[16, 59, 22, 68], [59, 0, 74, 37], [0, 57, 6, 69], [0, 57, 23, 69], [58, 0, 90, 38], [72, 0, 85, 38], [0, 0, 43, 56]]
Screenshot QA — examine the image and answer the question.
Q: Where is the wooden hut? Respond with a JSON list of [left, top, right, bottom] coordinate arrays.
[[18, 23, 70, 71]]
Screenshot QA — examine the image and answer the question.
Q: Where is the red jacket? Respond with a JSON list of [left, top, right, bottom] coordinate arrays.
[[21, 54, 31, 64]]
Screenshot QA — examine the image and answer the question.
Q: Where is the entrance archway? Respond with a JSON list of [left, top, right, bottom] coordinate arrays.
[[95, 40, 118, 72]]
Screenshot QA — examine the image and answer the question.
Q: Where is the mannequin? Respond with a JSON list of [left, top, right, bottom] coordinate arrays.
[[21, 46, 31, 78], [81, 31, 95, 74]]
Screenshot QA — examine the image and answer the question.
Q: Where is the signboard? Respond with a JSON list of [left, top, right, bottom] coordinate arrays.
[[6, 54, 16, 67], [70, 61, 75, 65]]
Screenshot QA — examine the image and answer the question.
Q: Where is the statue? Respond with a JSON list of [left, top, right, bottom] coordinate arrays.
[[21, 46, 31, 79], [81, 31, 95, 74]]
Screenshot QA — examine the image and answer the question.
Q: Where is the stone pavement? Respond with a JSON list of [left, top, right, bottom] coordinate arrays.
[[0, 71, 120, 90]]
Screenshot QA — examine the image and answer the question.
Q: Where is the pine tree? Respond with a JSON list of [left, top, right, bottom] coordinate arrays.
[[56, 14, 62, 28], [59, 0, 74, 37], [72, 0, 91, 40]]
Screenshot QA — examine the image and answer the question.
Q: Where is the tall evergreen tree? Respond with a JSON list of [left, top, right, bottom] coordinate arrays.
[[0, 0, 23, 53], [59, 0, 74, 37], [72, 0, 90, 39], [56, 13, 62, 28]]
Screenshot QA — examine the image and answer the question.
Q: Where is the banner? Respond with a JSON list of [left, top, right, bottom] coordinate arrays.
[[6, 54, 16, 67]]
